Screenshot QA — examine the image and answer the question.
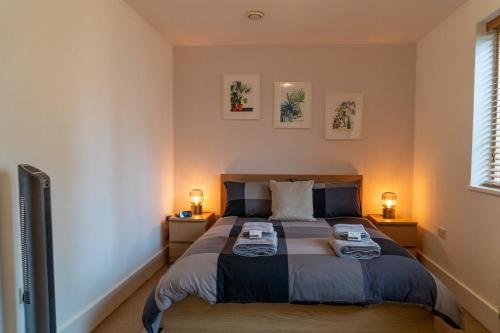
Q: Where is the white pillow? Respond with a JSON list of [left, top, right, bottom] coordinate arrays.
[[269, 180, 316, 221]]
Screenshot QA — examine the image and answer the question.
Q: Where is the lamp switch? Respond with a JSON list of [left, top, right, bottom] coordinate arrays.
[[438, 227, 447, 239]]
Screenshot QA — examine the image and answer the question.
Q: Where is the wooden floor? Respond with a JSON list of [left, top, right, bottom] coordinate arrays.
[[92, 267, 167, 333]]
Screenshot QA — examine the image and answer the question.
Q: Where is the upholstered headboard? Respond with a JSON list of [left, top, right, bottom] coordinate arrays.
[[220, 174, 363, 214]]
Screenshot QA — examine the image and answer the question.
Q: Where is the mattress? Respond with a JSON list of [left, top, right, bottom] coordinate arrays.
[[142, 216, 462, 333]]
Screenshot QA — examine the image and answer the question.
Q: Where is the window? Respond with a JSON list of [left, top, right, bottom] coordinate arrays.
[[485, 24, 500, 187], [471, 15, 500, 191]]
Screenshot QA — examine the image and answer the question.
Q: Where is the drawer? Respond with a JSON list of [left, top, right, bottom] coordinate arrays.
[[377, 225, 417, 247], [169, 242, 192, 262], [169, 221, 206, 242]]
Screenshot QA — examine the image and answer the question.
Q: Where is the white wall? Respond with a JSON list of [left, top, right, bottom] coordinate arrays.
[[0, 1, 174, 332], [174, 45, 416, 216], [414, 0, 500, 330]]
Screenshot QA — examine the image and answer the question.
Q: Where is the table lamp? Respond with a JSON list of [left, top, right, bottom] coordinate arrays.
[[381, 192, 397, 219], [190, 189, 204, 215]]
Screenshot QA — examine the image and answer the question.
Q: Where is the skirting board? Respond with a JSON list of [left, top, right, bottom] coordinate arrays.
[[58, 246, 168, 333], [417, 251, 499, 333]]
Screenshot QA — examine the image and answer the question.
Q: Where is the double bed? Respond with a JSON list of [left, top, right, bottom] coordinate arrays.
[[143, 174, 463, 333]]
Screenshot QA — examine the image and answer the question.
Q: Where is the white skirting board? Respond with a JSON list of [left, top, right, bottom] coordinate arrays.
[[58, 246, 168, 333], [417, 251, 499, 333]]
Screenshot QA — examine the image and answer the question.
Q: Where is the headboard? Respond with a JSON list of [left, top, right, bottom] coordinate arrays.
[[220, 174, 363, 214]]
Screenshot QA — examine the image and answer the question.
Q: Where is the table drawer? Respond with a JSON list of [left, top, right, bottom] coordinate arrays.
[[169, 222, 206, 242], [169, 242, 191, 262], [377, 225, 417, 247]]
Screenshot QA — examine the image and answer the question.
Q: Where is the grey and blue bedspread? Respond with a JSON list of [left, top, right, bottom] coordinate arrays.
[[143, 216, 462, 332]]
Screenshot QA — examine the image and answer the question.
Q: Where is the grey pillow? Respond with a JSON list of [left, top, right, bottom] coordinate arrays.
[[313, 181, 362, 217], [223, 181, 271, 217]]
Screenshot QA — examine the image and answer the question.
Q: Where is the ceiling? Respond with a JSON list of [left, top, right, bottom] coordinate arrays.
[[124, 0, 467, 46]]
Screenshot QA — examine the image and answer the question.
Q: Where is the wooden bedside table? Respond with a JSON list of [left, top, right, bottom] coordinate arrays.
[[367, 214, 417, 255], [168, 212, 215, 262]]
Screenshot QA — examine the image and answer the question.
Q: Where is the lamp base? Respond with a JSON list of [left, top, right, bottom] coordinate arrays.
[[382, 207, 395, 219], [191, 205, 203, 215]]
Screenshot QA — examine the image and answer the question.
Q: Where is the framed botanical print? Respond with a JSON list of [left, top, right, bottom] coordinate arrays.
[[325, 93, 363, 140], [223, 74, 260, 120], [274, 82, 312, 128]]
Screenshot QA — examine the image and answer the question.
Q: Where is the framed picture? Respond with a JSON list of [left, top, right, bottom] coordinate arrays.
[[324, 93, 363, 140], [223, 74, 260, 120], [274, 82, 312, 128]]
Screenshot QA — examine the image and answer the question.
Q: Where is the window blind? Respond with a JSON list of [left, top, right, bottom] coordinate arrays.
[[485, 24, 500, 187]]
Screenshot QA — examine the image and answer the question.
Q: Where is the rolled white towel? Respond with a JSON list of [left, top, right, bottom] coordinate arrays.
[[233, 231, 278, 257], [332, 224, 369, 240], [328, 234, 381, 260], [242, 222, 274, 234]]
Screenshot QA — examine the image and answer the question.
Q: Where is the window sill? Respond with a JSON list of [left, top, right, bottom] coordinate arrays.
[[468, 185, 500, 197]]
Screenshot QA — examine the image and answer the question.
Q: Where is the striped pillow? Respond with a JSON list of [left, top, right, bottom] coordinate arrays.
[[223, 181, 272, 217], [313, 181, 362, 217]]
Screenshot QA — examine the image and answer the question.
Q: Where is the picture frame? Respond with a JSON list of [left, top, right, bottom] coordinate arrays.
[[324, 93, 363, 140], [273, 82, 312, 128], [222, 74, 260, 120]]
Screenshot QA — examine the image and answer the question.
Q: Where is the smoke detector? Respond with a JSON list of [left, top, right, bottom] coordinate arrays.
[[247, 10, 264, 21]]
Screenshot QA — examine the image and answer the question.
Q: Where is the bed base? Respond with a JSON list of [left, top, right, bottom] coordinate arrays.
[[160, 296, 445, 333]]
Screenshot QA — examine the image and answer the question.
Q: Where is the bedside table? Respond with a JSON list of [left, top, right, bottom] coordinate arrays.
[[367, 214, 417, 255], [168, 212, 215, 262]]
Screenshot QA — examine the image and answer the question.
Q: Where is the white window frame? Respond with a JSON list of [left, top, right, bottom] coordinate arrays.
[[470, 18, 500, 196]]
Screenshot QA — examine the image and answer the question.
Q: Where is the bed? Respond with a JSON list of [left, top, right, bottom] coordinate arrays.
[[143, 174, 463, 333]]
